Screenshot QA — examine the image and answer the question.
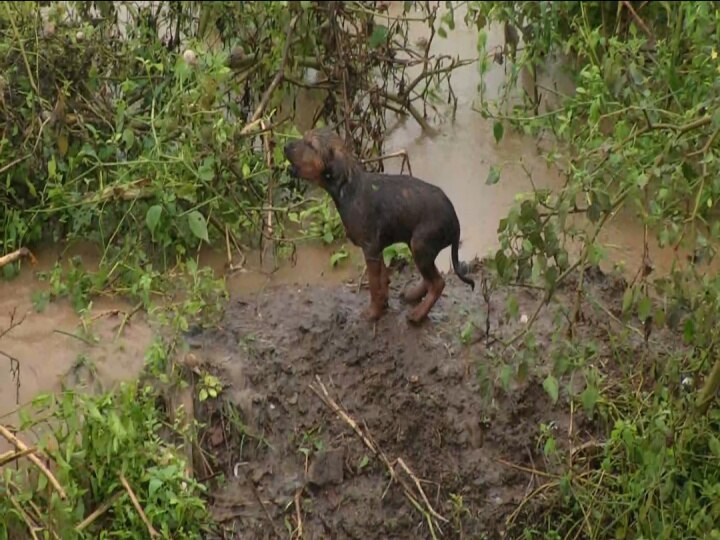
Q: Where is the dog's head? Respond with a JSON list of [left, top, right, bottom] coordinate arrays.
[[284, 127, 354, 188]]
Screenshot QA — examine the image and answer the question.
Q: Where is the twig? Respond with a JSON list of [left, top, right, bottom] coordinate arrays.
[[0, 247, 38, 269], [3, 4, 40, 96], [0, 306, 27, 340], [360, 149, 413, 176], [0, 446, 36, 467], [52, 329, 96, 347], [119, 474, 159, 539], [493, 457, 559, 480], [0, 424, 67, 499], [506, 480, 559, 526], [621, 0, 654, 42], [8, 494, 40, 540], [241, 14, 299, 133], [0, 154, 31, 176], [75, 491, 124, 532], [294, 488, 304, 539], [115, 302, 143, 340], [696, 356, 720, 415], [310, 376, 448, 534]]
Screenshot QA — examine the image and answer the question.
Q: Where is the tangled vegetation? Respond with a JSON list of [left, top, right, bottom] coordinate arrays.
[[472, 1, 720, 538], [2, 0, 720, 538], [0, 1, 469, 538]]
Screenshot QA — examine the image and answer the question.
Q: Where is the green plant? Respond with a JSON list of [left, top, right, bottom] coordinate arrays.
[[198, 373, 223, 402], [382, 242, 413, 267], [0, 382, 215, 539], [472, 2, 720, 538]]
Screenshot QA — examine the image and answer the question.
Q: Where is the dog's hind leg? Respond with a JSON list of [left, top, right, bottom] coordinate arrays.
[[402, 278, 427, 304], [407, 232, 445, 324]]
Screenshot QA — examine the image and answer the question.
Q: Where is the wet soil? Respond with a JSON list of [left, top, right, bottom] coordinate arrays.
[[182, 260, 681, 539]]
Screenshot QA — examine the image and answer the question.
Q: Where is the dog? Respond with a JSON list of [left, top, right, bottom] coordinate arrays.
[[284, 127, 475, 324]]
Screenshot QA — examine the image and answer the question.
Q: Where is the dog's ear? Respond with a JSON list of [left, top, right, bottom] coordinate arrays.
[[324, 145, 349, 183]]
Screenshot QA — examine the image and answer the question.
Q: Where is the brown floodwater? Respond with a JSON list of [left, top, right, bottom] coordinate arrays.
[[0, 3, 704, 438]]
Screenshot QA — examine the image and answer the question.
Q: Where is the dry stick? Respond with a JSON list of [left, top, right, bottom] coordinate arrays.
[[75, 491, 124, 532], [696, 356, 720, 415], [621, 0, 654, 42], [0, 424, 67, 499], [361, 149, 413, 177], [119, 474, 159, 538], [310, 377, 448, 531], [260, 122, 277, 273], [494, 457, 559, 480], [240, 14, 299, 135], [0, 247, 38, 269], [115, 301, 143, 340], [0, 154, 30, 176], [294, 488, 304, 539], [8, 494, 40, 540], [0, 447, 36, 467]]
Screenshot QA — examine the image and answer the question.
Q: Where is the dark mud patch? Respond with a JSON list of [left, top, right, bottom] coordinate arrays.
[[183, 262, 683, 539]]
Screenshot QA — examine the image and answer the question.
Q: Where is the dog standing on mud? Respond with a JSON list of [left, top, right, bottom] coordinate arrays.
[[284, 127, 475, 324]]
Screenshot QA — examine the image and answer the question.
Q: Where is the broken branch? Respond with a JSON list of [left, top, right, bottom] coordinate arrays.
[[0, 424, 67, 499]]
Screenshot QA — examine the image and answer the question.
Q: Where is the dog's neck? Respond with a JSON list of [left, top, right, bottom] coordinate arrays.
[[323, 161, 363, 209]]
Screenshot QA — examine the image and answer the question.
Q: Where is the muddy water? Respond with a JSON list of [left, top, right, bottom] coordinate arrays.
[[0, 3, 700, 435], [0, 244, 154, 452]]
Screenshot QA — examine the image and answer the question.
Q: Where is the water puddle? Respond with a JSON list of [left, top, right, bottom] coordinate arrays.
[[0, 244, 154, 452]]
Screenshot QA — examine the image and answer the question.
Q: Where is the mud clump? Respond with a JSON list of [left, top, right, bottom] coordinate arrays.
[[184, 264, 648, 539]]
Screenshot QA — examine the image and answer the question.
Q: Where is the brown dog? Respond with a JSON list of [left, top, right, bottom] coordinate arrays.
[[284, 127, 475, 323]]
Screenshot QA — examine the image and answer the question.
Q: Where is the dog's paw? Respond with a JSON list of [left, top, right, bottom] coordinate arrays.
[[406, 307, 429, 325], [362, 305, 386, 322]]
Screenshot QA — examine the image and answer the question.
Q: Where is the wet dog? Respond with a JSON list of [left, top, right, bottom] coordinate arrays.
[[284, 127, 475, 324]]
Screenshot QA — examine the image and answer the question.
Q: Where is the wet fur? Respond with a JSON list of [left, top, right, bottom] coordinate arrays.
[[284, 127, 474, 323]]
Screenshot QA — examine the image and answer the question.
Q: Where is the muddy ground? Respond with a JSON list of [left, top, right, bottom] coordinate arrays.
[[181, 260, 680, 540]]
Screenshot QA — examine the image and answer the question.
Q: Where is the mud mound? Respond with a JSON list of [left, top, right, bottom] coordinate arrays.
[[183, 265, 594, 539]]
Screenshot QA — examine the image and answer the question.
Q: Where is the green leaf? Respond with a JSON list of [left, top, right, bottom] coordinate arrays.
[[358, 455, 370, 470], [712, 109, 720, 130], [149, 478, 163, 498], [581, 385, 600, 417], [506, 294, 519, 319], [709, 435, 720, 458], [145, 205, 163, 236], [122, 127, 135, 150], [437, 26, 447, 38], [622, 287, 634, 314], [208, 387, 218, 398], [543, 375, 559, 404], [198, 165, 214, 182], [48, 156, 57, 178], [499, 364, 513, 392], [486, 165, 501, 185], [460, 321, 474, 344], [493, 120, 504, 143], [37, 472, 48, 492], [637, 295, 652, 321], [199, 388, 208, 402], [517, 360, 529, 383], [330, 249, 349, 267], [188, 211, 209, 243], [369, 25, 388, 49]]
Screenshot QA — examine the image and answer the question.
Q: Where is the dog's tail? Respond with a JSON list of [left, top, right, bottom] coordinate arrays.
[[451, 235, 475, 291]]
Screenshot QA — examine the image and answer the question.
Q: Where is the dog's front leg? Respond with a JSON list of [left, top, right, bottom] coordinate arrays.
[[363, 257, 387, 321]]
